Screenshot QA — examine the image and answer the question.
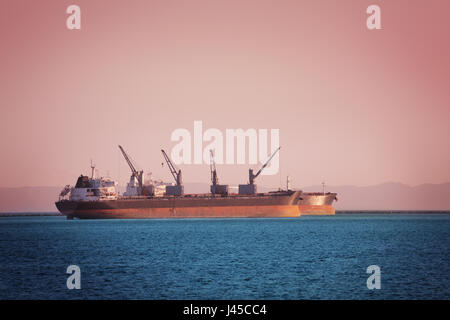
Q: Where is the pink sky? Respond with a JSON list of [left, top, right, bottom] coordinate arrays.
[[0, 0, 449, 189]]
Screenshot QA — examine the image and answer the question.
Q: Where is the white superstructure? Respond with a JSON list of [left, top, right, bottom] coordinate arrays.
[[59, 174, 118, 202], [58, 162, 118, 201]]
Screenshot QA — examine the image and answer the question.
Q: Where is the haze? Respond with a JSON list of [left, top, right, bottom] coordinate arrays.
[[0, 0, 449, 189]]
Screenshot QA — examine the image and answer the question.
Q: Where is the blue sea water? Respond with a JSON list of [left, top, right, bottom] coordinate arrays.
[[0, 214, 449, 300]]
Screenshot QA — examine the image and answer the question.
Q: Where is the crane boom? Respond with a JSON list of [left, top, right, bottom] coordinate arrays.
[[118, 145, 144, 195], [118, 145, 138, 177], [161, 149, 182, 185], [210, 150, 218, 185], [250, 146, 281, 184], [209, 149, 229, 196]]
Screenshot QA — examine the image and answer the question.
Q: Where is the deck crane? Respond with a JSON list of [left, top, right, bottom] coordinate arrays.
[[210, 150, 218, 186], [209, 150, 228, 195], [161, 149, 182, 185], [239, 146, 281, 195], [161, 149, 184, 196], [249, 146, 281, 185], [118, 145, 144, 195]]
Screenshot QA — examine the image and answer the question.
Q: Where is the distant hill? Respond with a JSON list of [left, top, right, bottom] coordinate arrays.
[[302, 182, 450, 211], [0, 186, 61, 213], [0, 182, 449, 213]]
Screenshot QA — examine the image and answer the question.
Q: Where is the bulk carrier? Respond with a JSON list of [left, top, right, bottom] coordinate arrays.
[[296, 182, 337, 215], [56, 146, 302, 219], [298, 192, 337, 215]]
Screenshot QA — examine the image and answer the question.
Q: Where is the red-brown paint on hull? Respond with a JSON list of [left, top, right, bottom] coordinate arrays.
[[56, 190, 303, 219], [298, 205, 335, 215], [60, 205, 301, 219]]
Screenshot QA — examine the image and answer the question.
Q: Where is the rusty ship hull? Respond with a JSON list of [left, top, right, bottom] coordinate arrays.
[[298, 192, 337, 215], [56, 191, 302, 219]]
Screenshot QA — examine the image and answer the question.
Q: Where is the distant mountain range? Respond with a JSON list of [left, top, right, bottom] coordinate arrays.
[[0, 182, 449, 213], [302, 182, 450, 211]]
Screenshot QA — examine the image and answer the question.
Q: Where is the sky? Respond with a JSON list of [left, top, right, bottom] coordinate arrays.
[[0, 0, 449, 189]]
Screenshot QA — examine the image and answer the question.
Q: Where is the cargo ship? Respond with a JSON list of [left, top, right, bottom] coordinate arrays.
[[298, 192, 338, 215], [56, 146, 302, 219]]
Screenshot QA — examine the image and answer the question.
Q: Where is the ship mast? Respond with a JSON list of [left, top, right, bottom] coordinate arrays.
[[90, 159, 95, 179]]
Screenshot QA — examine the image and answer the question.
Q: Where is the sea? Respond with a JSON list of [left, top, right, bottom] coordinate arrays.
[[0, 213, 449, 300]]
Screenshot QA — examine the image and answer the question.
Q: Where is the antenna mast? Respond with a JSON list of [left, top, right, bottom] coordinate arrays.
[[90, 159, 95, 179]]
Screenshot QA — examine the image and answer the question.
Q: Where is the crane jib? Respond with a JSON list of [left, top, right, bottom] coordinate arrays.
[[253, 146, 280, 179], [161, 149, 181, 185]]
